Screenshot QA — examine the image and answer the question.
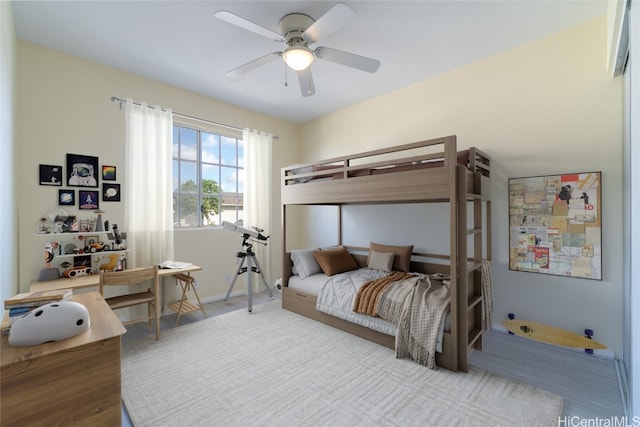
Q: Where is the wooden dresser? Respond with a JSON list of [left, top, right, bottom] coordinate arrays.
[[1, 292, 127, 427]]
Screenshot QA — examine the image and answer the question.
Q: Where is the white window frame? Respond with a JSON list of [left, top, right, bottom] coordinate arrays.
[[172, 118, 243, 228]]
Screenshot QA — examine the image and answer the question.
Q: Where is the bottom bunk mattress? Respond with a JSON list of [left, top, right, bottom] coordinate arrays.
[[288, 268, 450, 354]]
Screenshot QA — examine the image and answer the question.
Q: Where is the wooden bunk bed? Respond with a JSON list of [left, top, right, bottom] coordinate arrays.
[[280, 135, 491, 372]]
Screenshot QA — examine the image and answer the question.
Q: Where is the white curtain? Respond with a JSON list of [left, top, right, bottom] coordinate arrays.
[[243, 128, 273, 288], [124, 99, 174, 268]]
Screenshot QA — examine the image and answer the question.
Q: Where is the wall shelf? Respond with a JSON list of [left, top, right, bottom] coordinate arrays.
[[36, 231, 127, 276]]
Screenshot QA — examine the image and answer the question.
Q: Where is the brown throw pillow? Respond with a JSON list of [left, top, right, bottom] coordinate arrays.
[[368, 242, 413, 272], [313, 246, 359, 276]]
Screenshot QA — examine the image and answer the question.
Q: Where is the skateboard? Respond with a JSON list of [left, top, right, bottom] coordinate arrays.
[[503, 313, 606, 354]]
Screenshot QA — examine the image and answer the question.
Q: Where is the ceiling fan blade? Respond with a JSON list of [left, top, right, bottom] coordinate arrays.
[[297, 68, 316, 97], [303, 3, 356, 44], [226, 52, 282, 78], [214, 11, 284, 42], [314, 47, 380, 73]]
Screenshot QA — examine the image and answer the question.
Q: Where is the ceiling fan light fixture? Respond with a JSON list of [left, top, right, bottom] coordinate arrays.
[[283, 46, 314, 71]]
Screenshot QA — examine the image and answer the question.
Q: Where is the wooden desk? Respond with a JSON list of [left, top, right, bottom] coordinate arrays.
[[30, 264, 202, 292], [1, 292, 126, 427]]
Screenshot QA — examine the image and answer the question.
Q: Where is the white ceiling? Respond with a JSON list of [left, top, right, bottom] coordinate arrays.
[[11, 1, 608, 123]]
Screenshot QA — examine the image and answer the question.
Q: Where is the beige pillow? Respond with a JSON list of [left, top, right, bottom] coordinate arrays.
[[368, 242, 413, 272], [367, 250, 395, 272], [313, 246, 359, 276]]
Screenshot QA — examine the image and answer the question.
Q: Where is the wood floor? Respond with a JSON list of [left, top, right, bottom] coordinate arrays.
[[470, 330, 624, 421], [121, 293, 625, 425]]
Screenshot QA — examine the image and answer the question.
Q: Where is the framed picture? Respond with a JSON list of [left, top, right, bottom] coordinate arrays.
[[58, 189, 75, 206], [62, 215, 78, 233], [79, 219, 92, 232], [39, 164, 63, 186], [79, 190, 99, 210], [102, 165, 117, 181], [66, 153, 99, 187], [102, 183, 121, 202], [508, 171, 602, 280]]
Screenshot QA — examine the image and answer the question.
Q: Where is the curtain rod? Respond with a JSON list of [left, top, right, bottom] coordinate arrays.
[[110, 96, 278, 139]]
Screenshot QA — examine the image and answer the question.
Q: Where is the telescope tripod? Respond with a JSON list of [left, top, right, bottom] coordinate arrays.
[[224, 236, 273, 312]]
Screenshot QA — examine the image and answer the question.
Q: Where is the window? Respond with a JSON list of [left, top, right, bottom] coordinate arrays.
[[172, 123, 243, 228]]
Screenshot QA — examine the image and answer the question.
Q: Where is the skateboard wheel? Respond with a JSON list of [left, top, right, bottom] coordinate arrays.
[[585, 329, 595, 354], [507, 313, 515, 334]]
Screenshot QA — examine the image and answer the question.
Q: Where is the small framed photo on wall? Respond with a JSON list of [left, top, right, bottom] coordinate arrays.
[[66, 153, 99, 187], [102, 165, 117, 181], [58, 189, 75, 206], [102, 183, 121, 202], [39, 164, 63, 186], [79, 190, 99, 210]]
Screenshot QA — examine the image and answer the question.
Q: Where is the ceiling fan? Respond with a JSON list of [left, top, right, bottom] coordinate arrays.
[[214, 3, 381, 97]]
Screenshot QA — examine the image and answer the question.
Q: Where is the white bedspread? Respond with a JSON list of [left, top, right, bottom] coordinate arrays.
[[313, 268, 447, 353], [315, 268, 398, 336]]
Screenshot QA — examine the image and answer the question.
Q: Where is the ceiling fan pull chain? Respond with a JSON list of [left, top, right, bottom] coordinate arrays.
[[284, 62, 288, 87]]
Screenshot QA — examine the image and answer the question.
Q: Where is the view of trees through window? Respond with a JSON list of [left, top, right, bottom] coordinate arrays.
[[172, 124, 243, 228]]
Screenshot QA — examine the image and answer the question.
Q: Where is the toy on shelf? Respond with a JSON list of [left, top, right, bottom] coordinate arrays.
[[95, 253, 126, 272], [47, 208, 68, 234], [84, 241, 110, 253], [38, 241, 62, 281], [107, 224, 127, 250], [60, 261, 92, 278], [38, 216, 48, 234], [94, 209, 106, 232], [44, 242, 59, 269]]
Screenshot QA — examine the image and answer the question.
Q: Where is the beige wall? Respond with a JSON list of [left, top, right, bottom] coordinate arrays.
[[299, 17, 624, 355], [15, 41, 299, 304]]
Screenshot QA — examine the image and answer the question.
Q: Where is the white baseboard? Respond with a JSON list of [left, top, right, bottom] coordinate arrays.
[[615, 358, 630, 418], [199, 291, 247, 305]]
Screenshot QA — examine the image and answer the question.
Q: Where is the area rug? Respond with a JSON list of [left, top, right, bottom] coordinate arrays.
[[121, 300, 563, 426]]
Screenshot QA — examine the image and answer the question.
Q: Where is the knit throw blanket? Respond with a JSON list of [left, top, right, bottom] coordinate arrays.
[[353, 272, 451, 369], [481, 260, 494, 331], [353, 272, 415, 316], [394, 278, 451, 369]]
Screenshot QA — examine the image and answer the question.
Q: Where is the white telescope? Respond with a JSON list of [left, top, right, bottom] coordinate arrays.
[[221, 221, 268, 241]]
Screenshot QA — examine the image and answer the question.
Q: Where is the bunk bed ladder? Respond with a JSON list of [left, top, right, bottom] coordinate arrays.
[[456, 164, 487, 372]]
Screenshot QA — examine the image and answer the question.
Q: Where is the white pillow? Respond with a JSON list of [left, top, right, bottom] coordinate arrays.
[[291, 248, 322, 279], [367, 250, 395, 272]]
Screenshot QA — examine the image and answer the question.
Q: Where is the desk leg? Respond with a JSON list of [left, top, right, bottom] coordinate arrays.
[[174, 280, 189, 327], [168, 273, 207, 326], [188, 273, 208, 320]]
